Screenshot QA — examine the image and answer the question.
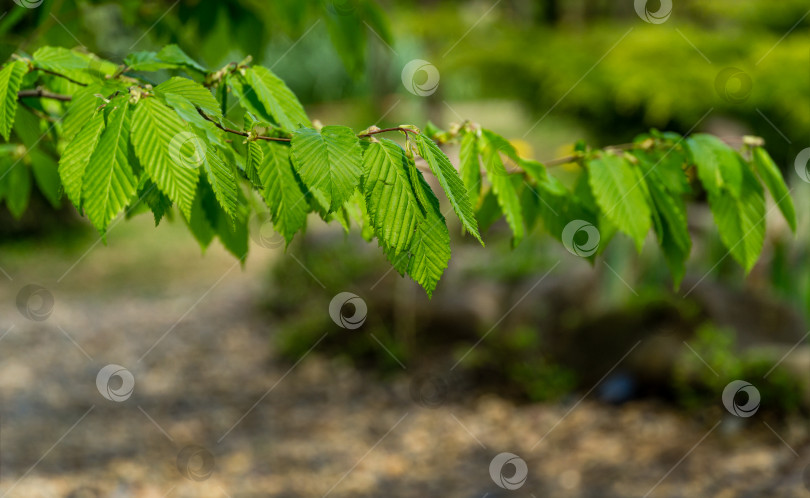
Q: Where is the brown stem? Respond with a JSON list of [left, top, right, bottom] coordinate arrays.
[[18, 88, 73, 102], [34, 68, 88, 87], [197, 108, 292, 142], [358, 127, 419, 138]]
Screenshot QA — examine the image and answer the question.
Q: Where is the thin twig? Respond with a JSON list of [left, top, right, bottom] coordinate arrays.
[[197, 108, 292, 142], [18, 88, 73, 102], [33, 68, 88, 87]]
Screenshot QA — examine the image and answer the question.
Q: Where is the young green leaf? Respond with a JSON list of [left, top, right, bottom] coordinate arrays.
[[156, 44, 207, 72], [290, 126, 362, 212], [246, 66, 311, 131], [0, 60, 28, 141], [459, 131, 481, 207], [481, 134, 524, 246], [246, 141, 264, 189], [415, 133, 482, 244], [587, 153, 651, 251], [202, 146, 239, 222], [29, 149, 62, 208], [258, 141, 308, 245], [154, 77, 222, 122], [82, 101, 137, 232], [686, 134, 743, 198], [59, 111, 106, 209], [708, 161, 766, 273], [2, 160, 31, 219], [751, 147, 796, 232], [362, 139, 420, 254], [61, 86, 103, 142], [131, 97, 200, 219]]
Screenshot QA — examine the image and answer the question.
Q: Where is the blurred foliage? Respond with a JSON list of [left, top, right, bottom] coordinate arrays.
[[673, 323, 804, 414]]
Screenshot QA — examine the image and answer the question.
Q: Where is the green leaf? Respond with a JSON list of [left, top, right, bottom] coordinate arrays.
[[0, 60, 27, 141], [258, 141, 309, 245], [362, 139, 420, 254], [752, 147, 796, 232], [246, 140, 264, 189], [185, 181, 216, 251], [4, 161, 31, 219], [686, 134, 743, 198], [29, 149, 61, 208], [290, 126, 362, 212], [415, 133, 482, 244], [481, 134, 524, 246], [59, 111, 106, 209], [61, 86, 102, 142], [154, 77, 222, 122], [459, 131, 481, 207], [402, 170, 451, 298], [202, 145, 239, 221], [82, 100, 137, 232], [131, 97, 200, 219], [245, 66, 311, 131], [156, 44, 207, 72], [587, 153, 651, 251], [139, 179, 172, 226], [708, 161, 766, 273]]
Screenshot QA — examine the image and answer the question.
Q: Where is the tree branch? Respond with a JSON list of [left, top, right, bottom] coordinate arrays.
[[196, 108, 292, 142], [18, 88, 73, 102], [33, 68, 88, 87]]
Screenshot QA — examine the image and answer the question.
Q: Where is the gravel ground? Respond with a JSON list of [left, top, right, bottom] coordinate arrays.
[[0, 218, 808, 497]]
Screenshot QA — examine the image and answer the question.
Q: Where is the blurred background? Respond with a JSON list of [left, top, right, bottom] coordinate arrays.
[[0, 0, 809, 496]]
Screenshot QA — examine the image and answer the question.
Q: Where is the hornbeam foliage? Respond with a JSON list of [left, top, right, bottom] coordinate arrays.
[[0, 46, 797, 296]]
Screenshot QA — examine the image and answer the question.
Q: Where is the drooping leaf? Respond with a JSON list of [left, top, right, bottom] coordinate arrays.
[[202, 146, 239, 222], [459, 131, 481, 207], [290, 126, 362, 212], [587, 153, 651, 251], [246, 140, 264, 189], [751, 146, 796, 232], [156, 44, 206, 72], [61, 85, 102, 142], [258, 141, 309, 245], [2, 159, 31, 218], [403, 170, 451, 298], [29, 149, 61, 208], [0, 60, 27, 141], [708, 160, 766, 273], [82, 100, 137, 232], [686, 134, 743, 198], [362, 139, 420, 254], [154, 77, 222, 121], [59, 111, 106, 209], [131, 97, 200, 219], [481, 134, 524, 246], [415, 133, 482, 244], [245, 66, 311, 131]]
